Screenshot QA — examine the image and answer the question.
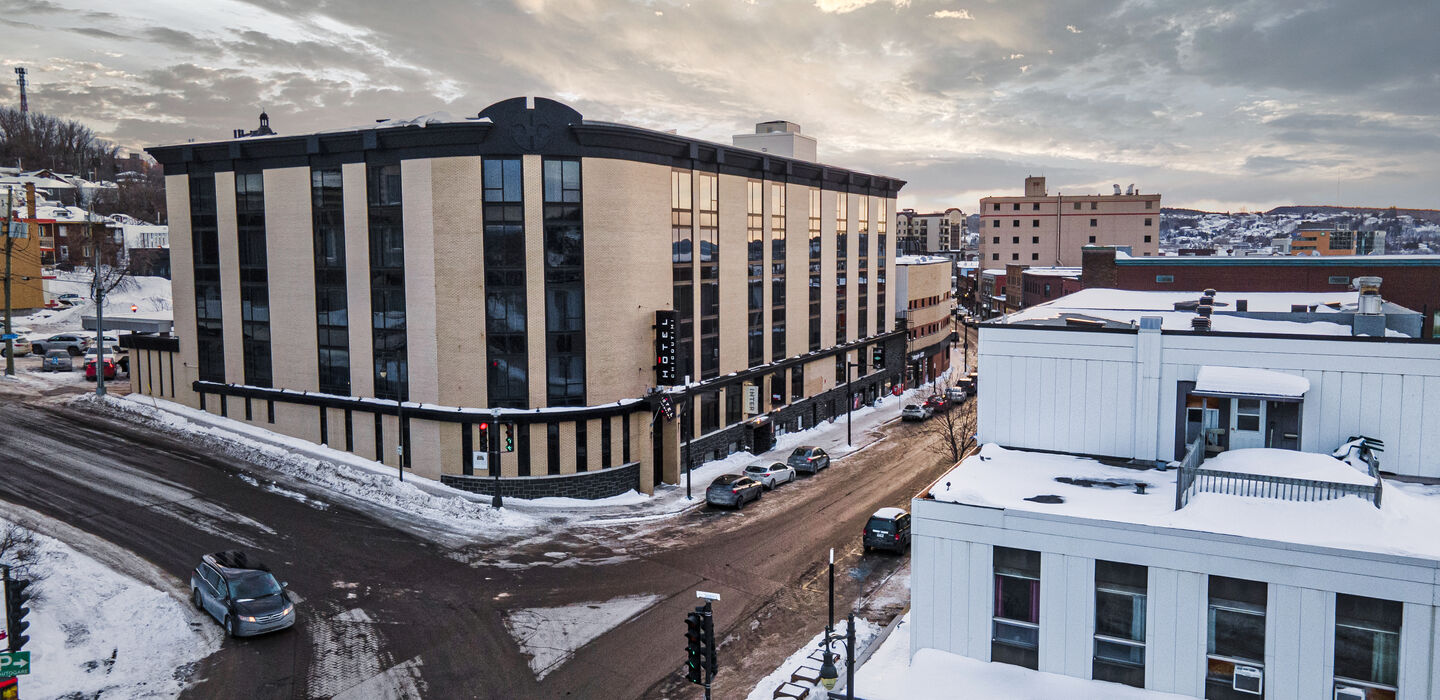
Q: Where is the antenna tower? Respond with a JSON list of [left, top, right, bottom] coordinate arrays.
[[14, 67, 27, 112]]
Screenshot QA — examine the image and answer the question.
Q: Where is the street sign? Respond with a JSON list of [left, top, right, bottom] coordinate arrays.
[[472, 451, 488, 474], [0, 652, 28, 676], [0, 334, 16, 341], [5, 222, 25, 239]]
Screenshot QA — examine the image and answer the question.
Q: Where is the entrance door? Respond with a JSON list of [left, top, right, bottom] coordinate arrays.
[[1229, 399, 1265, 449]]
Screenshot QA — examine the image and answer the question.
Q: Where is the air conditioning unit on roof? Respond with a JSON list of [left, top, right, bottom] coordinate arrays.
[[1233, 665, 1263, 695]]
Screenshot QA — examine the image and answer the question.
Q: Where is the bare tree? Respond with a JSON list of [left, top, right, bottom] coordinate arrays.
[[0, 523, 47, 603], [918, 380, 978, 464]]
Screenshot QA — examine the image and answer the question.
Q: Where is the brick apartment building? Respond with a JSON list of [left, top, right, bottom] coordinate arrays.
[[979, 177, 1160, 266]]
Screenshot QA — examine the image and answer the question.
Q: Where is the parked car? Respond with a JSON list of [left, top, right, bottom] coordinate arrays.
[[54, 292, 85, 306], [30, 333, 89, 356], [923, 394, 950, 412], [863, 507, 911, 553], [901, 404, 932, 422], [85, 347, 128, 374], [85, 356, 118, 381], [42, 349, 73, 372], [190, 551, 296, 637], [705, 474, 764, 509], [787, 446, 831, 474], [743, 461, 796, 489], [945, 387, 968, 403], [0, 336, 31, 357]]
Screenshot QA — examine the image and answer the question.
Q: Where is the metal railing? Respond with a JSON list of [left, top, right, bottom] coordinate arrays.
[[1175, 436, 1382, 510]]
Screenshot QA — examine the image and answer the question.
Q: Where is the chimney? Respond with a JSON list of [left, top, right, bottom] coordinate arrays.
[[1235, 299, 1248, 312], [1352, 276, 1386, 336], [1192, 304, 1213, 331], [1081, 246, 1117, 289]]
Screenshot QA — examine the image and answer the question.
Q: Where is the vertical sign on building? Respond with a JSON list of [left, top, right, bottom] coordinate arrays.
[[655, 310, 679, 386], [744, 383, 760, 416]]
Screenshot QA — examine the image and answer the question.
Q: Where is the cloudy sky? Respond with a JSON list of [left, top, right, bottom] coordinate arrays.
[[2, 0, 1436, 212]]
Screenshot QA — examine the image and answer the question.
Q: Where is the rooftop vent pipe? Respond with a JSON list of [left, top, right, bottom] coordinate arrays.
[[1192, 304, 1213, 331], [1355, 276, 1383, 315]]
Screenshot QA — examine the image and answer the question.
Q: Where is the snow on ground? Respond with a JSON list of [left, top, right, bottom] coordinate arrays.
[[501, 594, 661, 681], [930, 444, 1440, 560], [104, 394, 539, 537], [0, 510, 220, 699], [745, 616, 880, 700], [854, 615, 1193, 700], [19, 271, 172, 334]]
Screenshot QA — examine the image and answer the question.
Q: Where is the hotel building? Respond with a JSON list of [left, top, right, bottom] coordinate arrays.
[[979, 177, 1161, 266]]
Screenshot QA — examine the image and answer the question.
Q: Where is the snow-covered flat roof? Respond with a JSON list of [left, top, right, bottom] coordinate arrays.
[[1031, 288, 1361, 313], [1021, 267, 1081, 277], [1002, 308, 1370, 335], [926, 445, 1440, 560], [894, 255, 950, 265], [1194, 366, 1310, 399]]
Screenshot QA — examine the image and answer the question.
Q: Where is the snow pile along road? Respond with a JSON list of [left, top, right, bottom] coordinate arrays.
[[0, 514, 220, 699]]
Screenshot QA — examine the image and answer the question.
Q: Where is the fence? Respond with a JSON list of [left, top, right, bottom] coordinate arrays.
[[1175, 436, 1382, 510]]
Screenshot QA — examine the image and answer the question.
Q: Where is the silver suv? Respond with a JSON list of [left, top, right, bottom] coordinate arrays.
[[30, 333, 89, 356], [190, 551, 296, 637]]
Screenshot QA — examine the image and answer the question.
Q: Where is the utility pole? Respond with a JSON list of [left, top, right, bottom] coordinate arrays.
[[489, 407, 502, 508], [89, 177, 108, 398], [3, 186, 15, 377]]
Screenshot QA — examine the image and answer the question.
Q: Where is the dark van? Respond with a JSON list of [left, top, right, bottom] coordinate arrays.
[[863, 507, 911, 553]]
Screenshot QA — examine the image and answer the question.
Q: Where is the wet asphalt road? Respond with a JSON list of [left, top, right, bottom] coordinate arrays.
[[0, 394, 958, 698]]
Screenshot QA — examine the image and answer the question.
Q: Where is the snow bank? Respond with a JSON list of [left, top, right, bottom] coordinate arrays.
[[0, 515, 220, 699], [745, 617, 880, 700], [855, 615, 1192, 700]]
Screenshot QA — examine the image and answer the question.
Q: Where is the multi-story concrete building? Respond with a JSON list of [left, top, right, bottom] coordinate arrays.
[[1292, 223, 1386, 256], [131, 97, 906, 499], [979, 177, 1160, 266], [896, 207, 964, 255], [893, 255, 955, 385]]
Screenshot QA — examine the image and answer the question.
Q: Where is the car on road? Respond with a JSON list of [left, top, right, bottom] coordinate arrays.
[[42, 349, 73, 372], [901, 404, 932, 422], [945, 387, 967, 403], [84, 356, 118, 381], [787, 446, 831, 474], [191, 551, 296, 637], [743, 461, 796, 489], [862, 507, 911, 553], [923, 394, 950, 412], [30, 333, 90, 356], [705, 474, 764, 509]]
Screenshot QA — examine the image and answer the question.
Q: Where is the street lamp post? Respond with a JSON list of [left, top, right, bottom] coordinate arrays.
[[379, 368, 404, 482], [818, 547, 857, 699]]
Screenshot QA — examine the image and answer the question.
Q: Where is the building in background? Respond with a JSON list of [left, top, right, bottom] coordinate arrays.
[[1018, 266, 1082, 309], [979, 177, 1161, 266], [120, 223, 170, 277], [893, 255, 955, 386], [896, 207, 964, 255], [1080, 247, 1440, 336], [1291, 222, 1386, 256], [136, 97, 906, 499], [0, 202, 45, 313]]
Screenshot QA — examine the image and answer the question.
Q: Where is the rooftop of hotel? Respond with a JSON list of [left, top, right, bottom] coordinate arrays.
[[925, 444, 1440, 562]]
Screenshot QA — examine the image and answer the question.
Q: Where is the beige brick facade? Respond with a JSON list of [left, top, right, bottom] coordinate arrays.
[[979, 177, 1161, 266]]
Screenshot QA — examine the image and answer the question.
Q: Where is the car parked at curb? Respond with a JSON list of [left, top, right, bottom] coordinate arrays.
[[1, 336, 30, 357], [787, 446, 831, 474], [923, 394, 950, 412], [84, 346, 128, 374], [863, 507, 911, 553], [743, 462, 796, 489], [901, 404, 932, 422], [945, 387, 968, 403], [705, 474, 764, 509], [42, 349, 73, 372], [190, 550, 296, 638], [84, 356, 118, 381]]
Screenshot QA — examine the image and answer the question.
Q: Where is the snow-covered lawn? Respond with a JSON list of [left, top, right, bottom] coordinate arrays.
[[853, 614, 1194, 700], [19, 272, 172, 335], [501, 594, 661, 681], [0, 507, 219, 699]]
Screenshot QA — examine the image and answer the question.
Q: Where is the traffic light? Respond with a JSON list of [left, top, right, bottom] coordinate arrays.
[[5, 576, 30, 652], [683, 608, 706, 685], [872, 344, 885, 368], [655, 310, 679, 385], [503, 423, 515, 453], [477, 422, 490, 453]]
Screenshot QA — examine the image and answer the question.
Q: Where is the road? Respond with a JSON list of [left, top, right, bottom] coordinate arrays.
[[0, 392, 961, 698]]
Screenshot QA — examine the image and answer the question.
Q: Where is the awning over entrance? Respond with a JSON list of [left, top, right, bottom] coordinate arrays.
[[1192, 366, 1309, 402]]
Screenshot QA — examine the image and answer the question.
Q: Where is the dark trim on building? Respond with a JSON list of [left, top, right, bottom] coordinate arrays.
[[147, 98, 905, 197], [441, 461, 640, 500], [120, 333, 180, 352]]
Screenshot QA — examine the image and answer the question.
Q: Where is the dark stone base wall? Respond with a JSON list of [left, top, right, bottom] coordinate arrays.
[[441, 461, 640, 500]]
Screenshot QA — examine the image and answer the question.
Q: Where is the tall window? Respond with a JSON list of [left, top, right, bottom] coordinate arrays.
[[992, 547, 1041, 670], [857, 196, 869, 338], [189, 174, 224, 383], [485, 158, 528, 408], [747, 180, 764, 368], [807, 188, 822, 351], [672, 170, 694, 381], [311, 168, 349, 396], [770, 182, 786, 362], [543, 159, 585, 406], [1094, 560, 1147, 687], [697, 172, 719, 379], [835, 193, 848, 344], [876, 198, 887, 334], [1334, 594, 1400, 700], [1207, 576, 1267, 699], [367, 163, 407, 401], [234, 172, 271, 387]]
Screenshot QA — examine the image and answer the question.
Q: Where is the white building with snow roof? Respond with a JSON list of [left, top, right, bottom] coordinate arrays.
[[906, 283, 1440, 699]]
